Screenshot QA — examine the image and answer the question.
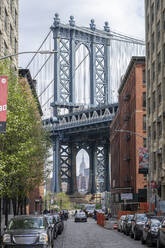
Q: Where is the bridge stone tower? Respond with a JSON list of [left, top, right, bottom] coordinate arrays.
[[50, 14, 114, 194]]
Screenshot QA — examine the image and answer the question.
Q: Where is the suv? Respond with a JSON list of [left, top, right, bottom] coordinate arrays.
[[157, 217, 165, 248], [2, 215, 53, 248], [118, 215, 126, 232], [130, 213, 147, 240], [123, 214, 134, 235]]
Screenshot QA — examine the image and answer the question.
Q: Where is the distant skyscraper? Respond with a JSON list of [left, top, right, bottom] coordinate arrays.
[[79, 153, 86, 176]]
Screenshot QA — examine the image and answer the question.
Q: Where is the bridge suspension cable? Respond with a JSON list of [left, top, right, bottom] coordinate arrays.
[[26, 24, 145, 117]]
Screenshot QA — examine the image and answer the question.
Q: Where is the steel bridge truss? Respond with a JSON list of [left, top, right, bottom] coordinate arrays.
[[51, 14, 110, 111], [44, 104, 117, 193]]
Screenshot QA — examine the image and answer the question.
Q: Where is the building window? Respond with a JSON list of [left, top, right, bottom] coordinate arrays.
[[152, 32, 155, 51], [158, 84, 162, 105], [158, 117, 162, 137], [143, 138, 147, 148], [158, 153, 162, 170], [152, 91, 156, 111], [152, 61, 155, 80], [153, 152, 156, 170], [151, 3, 154, 23], [147, 69, 150, 88], [15, 9, 17, 26], [157, 21, 160, 42], [4, 41, 7, 56], [142, 69, 146, 85], [163, 10, 165, 29], [4, 8, 8, 32], [10, 0, 13, 14], [142, 92, 146, 108], [10, 25, 12, 48], [153, 122, 156, 140], [14, 38, 17, 54], [148, 126, 151, 138], [148, 98, 150, 115], [147, 42, 150, 59], [157, 51, 161, 73], [156, 0, 160, 10], [143, 115, 146, 131], [163, 44, 165, 64], [147, 15, 149, 33]]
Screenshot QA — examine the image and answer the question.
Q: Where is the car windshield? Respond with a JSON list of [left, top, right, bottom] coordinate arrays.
[[137, 215, 146, 222], [128, 215, 134, 220], [46, 216, 53, 224], [151, 220, 160, 227], [77, 213, 86, 217], [8, 218, 45, 230]]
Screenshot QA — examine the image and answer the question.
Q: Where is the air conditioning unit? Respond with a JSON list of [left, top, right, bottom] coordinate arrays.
[[125, 134, 131, 141], [123, 115, 130, 121], [124, 156, 130, 162], [157, 149, 162, 155], [123, 94, 130, 101], [157, 117, 161, 123]]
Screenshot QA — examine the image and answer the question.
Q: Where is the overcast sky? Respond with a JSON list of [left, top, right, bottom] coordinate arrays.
[[19, 0, 145, 67]]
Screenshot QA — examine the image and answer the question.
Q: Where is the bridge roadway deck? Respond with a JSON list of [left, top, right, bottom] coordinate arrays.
[[54, 217, 144, 248]]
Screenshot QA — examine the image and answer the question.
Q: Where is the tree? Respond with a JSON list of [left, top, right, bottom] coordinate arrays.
[[0, 61, 51, 220], [55, 193, 72, 210]]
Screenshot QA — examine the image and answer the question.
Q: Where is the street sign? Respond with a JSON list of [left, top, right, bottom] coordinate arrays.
[[121, 193, 133, 200], [0, 76, 8, 133]]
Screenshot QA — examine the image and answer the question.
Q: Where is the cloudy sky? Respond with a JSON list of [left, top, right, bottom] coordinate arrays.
[[19, 0, 145, 174], [19, 0, 145, 67]]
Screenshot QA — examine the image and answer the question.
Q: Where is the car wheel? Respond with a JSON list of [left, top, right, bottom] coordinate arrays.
[[157, 237, 163, 248], [141, 235, 146, 244], [134, 231, 138, 240], [53, 231, 57, 239], [51, 239, 54, 248], [130, 231, 134, 238]]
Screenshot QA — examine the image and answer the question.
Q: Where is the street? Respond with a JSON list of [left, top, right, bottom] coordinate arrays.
[[54, 218, 145, 248]]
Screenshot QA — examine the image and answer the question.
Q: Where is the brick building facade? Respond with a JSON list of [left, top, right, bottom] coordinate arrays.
[[110, 56, 147, 216]]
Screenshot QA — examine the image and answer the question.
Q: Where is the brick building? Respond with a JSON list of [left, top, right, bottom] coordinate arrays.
[[110, 56, 147, 216]]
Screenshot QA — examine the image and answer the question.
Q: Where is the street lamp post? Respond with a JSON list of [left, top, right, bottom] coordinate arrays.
[[114, 129, 152, 212]]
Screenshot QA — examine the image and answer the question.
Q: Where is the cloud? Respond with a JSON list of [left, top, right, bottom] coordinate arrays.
[[19, 0, 144, 67]]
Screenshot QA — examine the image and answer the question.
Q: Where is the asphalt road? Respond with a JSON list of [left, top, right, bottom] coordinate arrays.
[[54, 217, 146, 248]]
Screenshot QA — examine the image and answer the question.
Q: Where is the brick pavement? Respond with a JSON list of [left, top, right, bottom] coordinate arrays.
[[54, 217, 146, 248]]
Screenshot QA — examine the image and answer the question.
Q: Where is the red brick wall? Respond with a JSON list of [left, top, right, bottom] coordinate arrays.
[[110, 111, 120, 189], [110, 58, 147, 199]]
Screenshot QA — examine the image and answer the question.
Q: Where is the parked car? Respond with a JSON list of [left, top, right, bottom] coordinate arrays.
[[123, 214, 134, 235], [130, 213, 147, 240], [45, 214, 58, 239], [2, 215, 53, 248], [53, 214, 64, 235], [118, 215, 126, 232], [141, 217, 161, 246], [156, 217, 165, 248], [75, 212, 87, 222]]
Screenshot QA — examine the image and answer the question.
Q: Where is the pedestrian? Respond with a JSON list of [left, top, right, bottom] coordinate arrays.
[[43, 209, 49, 214]]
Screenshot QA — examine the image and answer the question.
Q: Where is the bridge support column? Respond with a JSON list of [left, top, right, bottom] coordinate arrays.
[[53, 136, 60, 193], [104, 143, 110, 191], [88, 146, 96, 194], [68, 144, 77, 194]]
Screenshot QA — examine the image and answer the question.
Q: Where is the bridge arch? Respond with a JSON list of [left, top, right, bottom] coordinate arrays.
[[76, 149, 89, 194]]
